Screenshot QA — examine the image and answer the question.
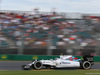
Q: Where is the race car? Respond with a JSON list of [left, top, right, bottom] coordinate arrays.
[[22, 55, 94, 70]]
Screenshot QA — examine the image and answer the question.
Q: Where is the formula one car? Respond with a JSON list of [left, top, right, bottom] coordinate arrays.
[[22, 55, 94, 70]]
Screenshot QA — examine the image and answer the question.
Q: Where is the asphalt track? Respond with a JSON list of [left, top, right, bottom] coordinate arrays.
[[0, 61, 100, 71]]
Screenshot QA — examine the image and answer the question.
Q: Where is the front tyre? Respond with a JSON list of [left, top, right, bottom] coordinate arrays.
[[33, 61, 43, 70], [81, 61, 92, 69]]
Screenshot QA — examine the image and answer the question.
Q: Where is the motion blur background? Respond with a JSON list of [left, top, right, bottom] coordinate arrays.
[[0, 0, 100, 56]]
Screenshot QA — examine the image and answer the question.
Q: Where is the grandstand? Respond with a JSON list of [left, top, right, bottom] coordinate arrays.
[[0, 10, 100, 55]]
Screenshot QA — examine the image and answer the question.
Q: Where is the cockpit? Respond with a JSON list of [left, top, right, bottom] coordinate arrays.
[[59, 55, 81, 61]]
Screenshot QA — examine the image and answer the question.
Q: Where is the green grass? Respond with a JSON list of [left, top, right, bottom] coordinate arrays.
[[0, 70, 100, 75]]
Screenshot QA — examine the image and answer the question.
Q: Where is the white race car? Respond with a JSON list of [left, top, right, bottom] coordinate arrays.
[[22, 55, 94, 70]]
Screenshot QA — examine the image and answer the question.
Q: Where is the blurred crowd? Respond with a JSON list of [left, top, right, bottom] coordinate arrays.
[[0, 12, 100, 55]]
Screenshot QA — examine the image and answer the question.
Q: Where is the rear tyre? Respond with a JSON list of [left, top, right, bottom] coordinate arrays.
[[81, 61, 92, 69]]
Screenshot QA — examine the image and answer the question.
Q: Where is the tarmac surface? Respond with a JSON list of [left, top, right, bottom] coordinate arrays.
[[0, 61, 100, 71]]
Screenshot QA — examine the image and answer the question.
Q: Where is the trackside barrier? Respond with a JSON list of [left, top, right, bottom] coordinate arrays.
[[0, 54, 59, 61], [0, 55, 8, 60], [0, 55, 100, 62], [93, 56, 100, 62]]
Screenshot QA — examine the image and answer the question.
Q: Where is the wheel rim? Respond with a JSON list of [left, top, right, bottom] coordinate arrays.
[[84, 63, 90, 68], [36, 62, 42, 68]]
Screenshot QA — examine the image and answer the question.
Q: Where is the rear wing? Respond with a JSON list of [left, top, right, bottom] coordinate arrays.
[[82, 55, 94, 62]]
